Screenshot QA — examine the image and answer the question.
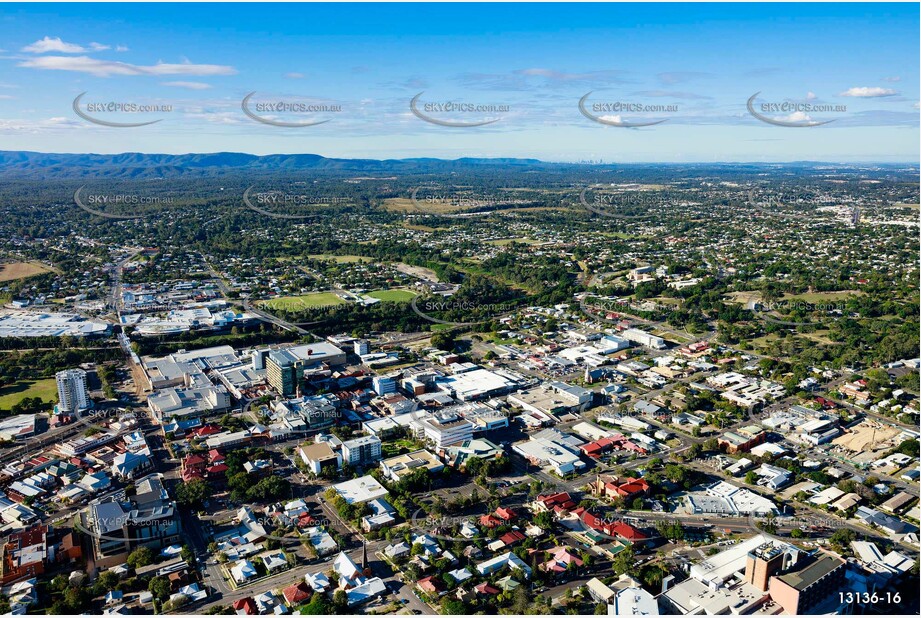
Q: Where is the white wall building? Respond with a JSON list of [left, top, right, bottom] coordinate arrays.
[[56, 368, 90, 413], [341, 435, 383, 467], [416, 412, 474, 450]]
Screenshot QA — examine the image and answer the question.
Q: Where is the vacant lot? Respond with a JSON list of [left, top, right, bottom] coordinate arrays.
[[259, 292, 346, 311], [368, 289, 417, 302], [0, 261, 52, 282], [832, 420, 901, 463], [0, 378, 58, 410]]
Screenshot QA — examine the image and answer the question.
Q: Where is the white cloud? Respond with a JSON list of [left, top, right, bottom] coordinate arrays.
[[88, 42, 110, 51], [115, 45, 130, 52], [285, 72, 305, 79], [839, 86, 897, 98], [22, 36, 93, 54], [598, 114, 625, 125], [882, 76, 901, 82], [162, 81, 212, 90], [0, 95, 14, 100], [0, 116, 84, 132], [18, 56, 237, 77], [779, 111, 814, 124], [806, 91, 817, 100]]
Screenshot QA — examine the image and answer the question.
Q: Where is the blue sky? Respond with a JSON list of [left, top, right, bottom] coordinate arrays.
[[0, 3, 917, 162]]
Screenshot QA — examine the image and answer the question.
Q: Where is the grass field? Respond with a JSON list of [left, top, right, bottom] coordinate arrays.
[[781, 290, 863, 302], [368, 289, 417, 302], [0, 378, 58, 409], [259, 292, 346, 311], [306, 254, 367, 263], [383, 197, 467, 214], [0, 261, 53, 282]]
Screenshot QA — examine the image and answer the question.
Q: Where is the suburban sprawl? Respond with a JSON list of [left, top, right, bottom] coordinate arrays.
[[0, 155, 918, 616]]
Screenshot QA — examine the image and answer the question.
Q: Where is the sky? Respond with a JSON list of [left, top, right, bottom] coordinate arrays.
[[0, 3, 918, 162]]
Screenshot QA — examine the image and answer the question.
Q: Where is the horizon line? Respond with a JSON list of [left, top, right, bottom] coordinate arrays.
[[1, 149, 918, 166]]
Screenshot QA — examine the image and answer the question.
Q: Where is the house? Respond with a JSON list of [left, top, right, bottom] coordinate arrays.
[[304, 571, 331, 593], [282, 582, 312, 606], [261, 551, 288, 574], [474, 582, 500, 596], [447, 567, 472, 583], [384, 542, 411, 561], [233, 597, 257, 615], [499, 530, 526, 547], [593, 475, 651, 502], [361, 499, 397, 532], [479, 514, 502, 528], [253, 590, 287, 615], [230, 560, 257, 584], [476, 551, 532, 577], [541, 546, 584, 574], [534, 492, 577, 515], [578, 509, 649, 545], [417, 575, 444, 595], [111, 452, 152, 480]]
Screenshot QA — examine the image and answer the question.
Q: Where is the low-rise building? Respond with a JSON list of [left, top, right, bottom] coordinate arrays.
[[380, 449, 443, 483]]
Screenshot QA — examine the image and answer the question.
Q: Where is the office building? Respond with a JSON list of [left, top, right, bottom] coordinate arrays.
[[266, 350, 304, 397], [372, 375, 397, 396], [416, 411, 474, 450], [768, 553, 846, 615]]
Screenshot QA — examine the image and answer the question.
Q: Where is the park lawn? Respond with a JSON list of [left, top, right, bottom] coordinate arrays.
[[0, 261, 53, 282], [382, 439, 416, 458], [0, 378, 58, 409], [259, 292, 346, 311], [368, 289, 417, 302]]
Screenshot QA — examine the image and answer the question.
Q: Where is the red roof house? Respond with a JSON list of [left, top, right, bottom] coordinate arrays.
[[282, 582, 311, 605]]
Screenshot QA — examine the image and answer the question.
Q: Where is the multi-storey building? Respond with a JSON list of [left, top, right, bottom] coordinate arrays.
[[56, 368, 90, 414]]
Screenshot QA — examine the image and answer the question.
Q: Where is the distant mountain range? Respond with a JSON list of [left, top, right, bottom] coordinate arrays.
[[0, 150, 551, 179], [0, 151, 906, 180]]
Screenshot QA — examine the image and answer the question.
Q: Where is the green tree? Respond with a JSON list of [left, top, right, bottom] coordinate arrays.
[[127, 546, 154, 569], [175, 478, 212, 507], [148, 576, 171, 601]]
